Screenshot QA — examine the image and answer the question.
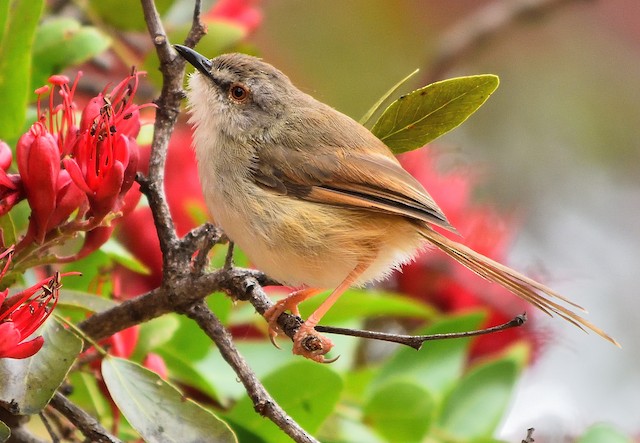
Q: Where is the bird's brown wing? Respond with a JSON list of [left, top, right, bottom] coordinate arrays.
[[252, 144, 455, 232]]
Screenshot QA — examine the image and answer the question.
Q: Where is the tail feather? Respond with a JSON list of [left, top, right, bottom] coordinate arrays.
[[422, 228, 620, 347]]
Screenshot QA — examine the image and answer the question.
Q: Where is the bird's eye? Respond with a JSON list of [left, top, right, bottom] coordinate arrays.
[[229, 83, 249, 102]]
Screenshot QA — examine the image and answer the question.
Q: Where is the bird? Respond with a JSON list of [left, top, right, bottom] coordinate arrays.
[[174, 44, 619, 362]]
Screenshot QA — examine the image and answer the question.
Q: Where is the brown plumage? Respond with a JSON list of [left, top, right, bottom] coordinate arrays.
[[176, 45, 619, 361]]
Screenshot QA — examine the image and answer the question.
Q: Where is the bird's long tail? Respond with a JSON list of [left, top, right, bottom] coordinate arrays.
[[421, 227, 620, 347]]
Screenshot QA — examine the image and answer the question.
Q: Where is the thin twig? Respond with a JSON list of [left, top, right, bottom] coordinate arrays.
[[522, 427, 535, 443], [49, 392, 122, 443], [138, 0, 206, 273], [190, 223, 222, 275], [182, 301, 319, 443], [38, 412, 60, 443], [316, 314, 527, 350], [223, 241, 235, 270]]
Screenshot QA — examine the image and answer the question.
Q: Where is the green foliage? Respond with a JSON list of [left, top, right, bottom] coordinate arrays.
[[88, 0, 174, 31], [437, 358, 519, 440], [578, 423, 633, 443], [372, 312, 484, 399], [371, 75, 500, 154], [32, 18, 110, 90], [298, 288, 437, 325], [0, 317, 82, 414], [0, 0, 44, 140], [102, 356, 237, 443], [363, 381, 435, 442], [58, 289, 119, 312], [226, 361, 343, 442], [0, 421, 8, 442], [360, 68, 420, 127]]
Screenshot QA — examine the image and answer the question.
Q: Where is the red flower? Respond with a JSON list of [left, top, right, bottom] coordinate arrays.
[[62, 72, 146, 221], [0, 247, 69, 359], [0, 141, 23, 217], [13, 72, 151, 257], [206, 0, 262, 34]]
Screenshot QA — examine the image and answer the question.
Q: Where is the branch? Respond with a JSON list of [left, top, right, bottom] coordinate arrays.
[[522, 427, 535, 443], [425, 0, 591, 83], [78, 266, 277, 341], [138, 0, 206, 274], [49, 393, 121, 443], [316, 314, 527, 350], [182, 301, 319, 443]]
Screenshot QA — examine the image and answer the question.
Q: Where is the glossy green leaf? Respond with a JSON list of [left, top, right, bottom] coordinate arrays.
[[0, 0, 44, 140], [371, 75, 499, 154], [577, 423, 632, 443], [58, 289, 119, 313], [0, 317, 82, 414], [298, 289, 437, 325], [226, 361, 342, 442], [102, 356, 237, 443], [437, 358, 519, 440], [364, 381, 434, 443], [372, 312, 485, 400], [31, 18, 110, 90], [0, 420, 9, 442], [360, 68, 419, 126]]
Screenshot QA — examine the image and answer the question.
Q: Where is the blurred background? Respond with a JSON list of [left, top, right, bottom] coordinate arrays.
[[245, 0, 640, 440]]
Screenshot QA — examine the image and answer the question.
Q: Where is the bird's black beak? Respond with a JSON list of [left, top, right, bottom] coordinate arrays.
[[174, 45, 213, 77]]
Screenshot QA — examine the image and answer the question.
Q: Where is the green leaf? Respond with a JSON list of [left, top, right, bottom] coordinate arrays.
[[360, 68, 419, 127], [68, 371, 111, 425], [372, 312, 485, 400], [226, 361, 342, 442], [102, 356, 237, 443], [0, 420, 9, 442], [371, 75, 500, 154], [298, 289, 437, 325], [0, 317, 82, 414], [31, 18, 110, 90], [0, 213, 16, 250], [58, 289, 119, 313], [61, 249, 114, 296], [364, 381, 434, 443], [133, 315, 180, 360], [577, 423, 632, 443], [155, 349, 220, 403], [437, 358, 519, 440], [101, 238, 151, 275], [88, 0, 173, 31], [0, 0, 44, 140]]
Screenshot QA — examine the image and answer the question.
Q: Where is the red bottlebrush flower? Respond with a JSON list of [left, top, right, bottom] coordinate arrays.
[[0, 247, 71, 359], [16, 124, 62, 243], [206, 0, 262, 34], [0, 141, 24, 217], [396, 149, 540, 360], [15, 71, 151, 255], [61, 72, 148, 222]]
